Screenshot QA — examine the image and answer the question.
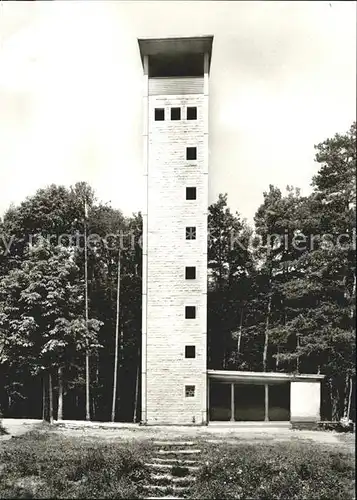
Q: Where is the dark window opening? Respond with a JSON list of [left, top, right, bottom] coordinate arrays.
[[209, 382, 231, 421], [185, 266, 196, 279], [268, 383, 290, 421], [234, 384, 265, 421], [185, 306, 196, 319], [186, 226, 196, 240], [185, 346, 196, 358], [186, 147, 197, 160], [186, 187, 197, 200], [185, 385, 195, 397], [155, 108, 165, 121], [187, 107, 197, 120], [171, 107, 181, 120], [149, 53, 204, 77]]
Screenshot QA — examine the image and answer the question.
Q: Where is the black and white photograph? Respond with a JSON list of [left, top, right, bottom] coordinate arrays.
[[0, 1, 355, 498]]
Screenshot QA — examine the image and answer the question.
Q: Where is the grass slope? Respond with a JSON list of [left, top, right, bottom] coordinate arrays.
[[192, 441, 355, 499], [0, 429, 354, 499], [0, 430, 151, 499]]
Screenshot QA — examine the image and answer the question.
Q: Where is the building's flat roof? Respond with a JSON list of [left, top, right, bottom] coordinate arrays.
[[207, 370, 325, 383], [137, 36, 214, 70]]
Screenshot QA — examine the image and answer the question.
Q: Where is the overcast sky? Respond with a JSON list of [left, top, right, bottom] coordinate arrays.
[[0, 1, 355, 224]]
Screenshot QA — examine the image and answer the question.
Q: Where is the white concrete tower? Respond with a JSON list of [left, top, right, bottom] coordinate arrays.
[[138, 36, 213, 424]]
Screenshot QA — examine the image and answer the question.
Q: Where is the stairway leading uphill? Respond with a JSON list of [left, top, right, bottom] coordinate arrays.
[[141, 441, 201, 499]]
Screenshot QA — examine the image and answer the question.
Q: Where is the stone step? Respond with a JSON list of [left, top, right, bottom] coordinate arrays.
[[144, 497, 185, 500], [142, 484, 190, 492], [142, 483, 191, 489], [145, 463, 200, 472], [151, 473, 196, 482], [152, 441, 195, 446], [151, 457, 199, 464], [157, 449, 201, 455]]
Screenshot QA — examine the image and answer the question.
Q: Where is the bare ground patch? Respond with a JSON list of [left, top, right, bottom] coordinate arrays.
[[48, 421, 352, 451]]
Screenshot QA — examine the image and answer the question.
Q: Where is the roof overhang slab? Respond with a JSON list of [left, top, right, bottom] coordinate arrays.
[[207, 370, 325, 384], [138, 36, 214, 70]]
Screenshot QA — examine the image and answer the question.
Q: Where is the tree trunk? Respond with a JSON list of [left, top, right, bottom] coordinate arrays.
[[327, 378, 332, 421], [237, 307, 244, 359], [49, 371, 53, 424], [277, 308, 287, 370], [263, 293, 272, 372], [119, 320, 124, 364], [347, 376, 353, 421], [343, 373, 351, 418], [350, 272, 356, 319], [57, 366, 63, 421], [85, 353, 90, 420], [42, 373, 46, 421], [133, 348, 140, 423], [223, 344, 227, 369], [84, 198, 90, 421], [92, 396, 96, 420], [119, 324, 124, 405], [338, 378, 346, 420], [329, 378, 339, 421], [111, 248, 121, 422], [296, 335, 300, 373]]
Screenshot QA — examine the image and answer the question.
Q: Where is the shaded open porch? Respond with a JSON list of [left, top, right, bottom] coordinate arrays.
[[207, 370, 325, 424]]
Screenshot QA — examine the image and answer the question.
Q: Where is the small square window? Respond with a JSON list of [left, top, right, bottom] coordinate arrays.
[[185, 346, 196, 358], [185, 306, 196, 319], [155, 108, 165, 121], [185, 385, 195, 397], [185, 266, 196, 280], [186, 227, 196, 240], [186, 187, 197, 200], [186, 147, 197, 160], [187, 107, 197, 120], [171, 107, 181, 120]]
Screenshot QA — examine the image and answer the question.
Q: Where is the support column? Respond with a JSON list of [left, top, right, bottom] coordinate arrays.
[[230, 383, 235, 422], [264, 384, 269, 422]]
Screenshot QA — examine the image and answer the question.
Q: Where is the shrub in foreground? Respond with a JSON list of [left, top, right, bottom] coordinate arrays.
[[0, 414, 8, 436]]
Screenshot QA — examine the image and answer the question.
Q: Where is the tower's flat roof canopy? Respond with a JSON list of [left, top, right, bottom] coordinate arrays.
[[138, 36, 213, 72]]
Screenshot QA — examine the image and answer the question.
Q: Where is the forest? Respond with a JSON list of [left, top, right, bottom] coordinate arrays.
[[0, 123, 355, 423]]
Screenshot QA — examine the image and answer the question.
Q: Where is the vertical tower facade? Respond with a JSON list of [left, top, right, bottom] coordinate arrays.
[[138, 37, 213, 424]]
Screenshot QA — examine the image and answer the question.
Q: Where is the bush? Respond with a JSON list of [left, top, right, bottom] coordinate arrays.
[[0, 413, 8, 436], [318, 421, 355, 433]]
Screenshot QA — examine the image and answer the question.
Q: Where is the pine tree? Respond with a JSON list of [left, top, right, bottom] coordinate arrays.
[[273, 123, 356, 419]]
